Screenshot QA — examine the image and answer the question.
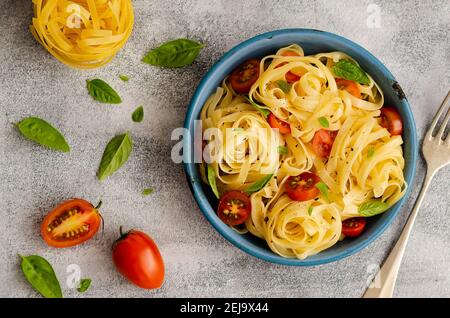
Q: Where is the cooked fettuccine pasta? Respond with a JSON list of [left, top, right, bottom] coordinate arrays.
[[30, 0, 134, 69], [200, 45, 406, 259]]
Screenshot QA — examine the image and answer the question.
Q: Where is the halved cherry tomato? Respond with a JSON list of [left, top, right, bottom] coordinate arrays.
[[312, 129, 338, 158], [229, 59, 260, 94], [217, 191, 251, 226], [380, 107, 403, 136], [336, 78, 361, 98], [41, 199, 102, 248], [285, 172, 321, 201], [281, 50, 300, 57], [278, 51, 301, 83], [268, 113, 291, 134], [342, 217, 367, 238], [112, 227, 165, 289], [285, 71, 301, 84]]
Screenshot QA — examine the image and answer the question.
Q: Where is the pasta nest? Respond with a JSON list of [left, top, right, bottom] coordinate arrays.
[[30, 0, 134, 69]]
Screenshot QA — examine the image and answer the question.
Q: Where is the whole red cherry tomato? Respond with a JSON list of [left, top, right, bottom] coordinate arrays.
[[112, 227, 165, 289]]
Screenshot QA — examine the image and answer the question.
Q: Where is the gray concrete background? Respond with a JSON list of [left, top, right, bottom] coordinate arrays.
[[0, 0, 449, 298]]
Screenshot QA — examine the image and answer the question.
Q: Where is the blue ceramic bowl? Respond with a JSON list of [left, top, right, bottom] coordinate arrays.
[[183, 29, 418, 266]]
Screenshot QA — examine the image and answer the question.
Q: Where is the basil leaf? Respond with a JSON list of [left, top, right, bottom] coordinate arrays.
[[359, 199, 389, 217], [307, 205, 313, 215], [97, 133, 133, 181], [245, 174, 273, 194], [86, 79, 122, 104], [20, 255, 63, 298], [368, 147, 375, 158], [315, 181, 330, 202], [332, 60, 370, 85], [276, 80, 292, 94], [244, 97, 271, 118], [119, 75, 129, 82], [278, 146, 288, 155], [16, 117, 70, 152], [318, 117, 329, 128], [142, 39, 204, 68], [207, 164, 220, 199], [77, 278, 91, 293], [142, 188, 154, 196], [132, 106, 144, 123]]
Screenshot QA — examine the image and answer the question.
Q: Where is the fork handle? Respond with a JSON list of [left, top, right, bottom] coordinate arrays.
[[363, 169, 435, 298]]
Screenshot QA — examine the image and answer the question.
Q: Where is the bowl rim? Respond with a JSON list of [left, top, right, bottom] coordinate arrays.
[[183, 28, 418, 266]]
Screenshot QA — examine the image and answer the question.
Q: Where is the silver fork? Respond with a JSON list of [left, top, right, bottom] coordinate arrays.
[[364, 90, 450, 298]]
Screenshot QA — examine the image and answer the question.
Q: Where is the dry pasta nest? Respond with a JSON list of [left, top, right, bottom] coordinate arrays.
[[30, 0, 134, 69]]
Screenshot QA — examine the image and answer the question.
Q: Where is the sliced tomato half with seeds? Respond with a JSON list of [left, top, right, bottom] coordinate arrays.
[[268, 113, 291, 134], [285, 172, 321, 201], [217, 191, 251, 226], [229, 59, 261, 94], [41, 199, 102, 248], [342, 217, 367, 238], [312, 129, 338, 158]]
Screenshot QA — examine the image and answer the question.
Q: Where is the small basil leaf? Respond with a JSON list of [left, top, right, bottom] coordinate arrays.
[[86, 79, 122, 104], [278, 146, 288, 155], [77, 278, 91, 293], [142, 188, 154, 196], [244, 96, 271, 118], [276, 80, 292, 93], [368, 147, 375, 158], [315, 181, 330, 202], [207, 164, 220, 199], [318, 117, 329, 128], [119, 75, 129, 82], [20, 255, 63, 298], [359, 199, 389, 217], [132, 106, 144, 123], [16, 117, 70, 152], [332, 60, 370, 85], [307, 205, 313, 215], [245, 174, 273, 194], [143, 39, 204, 68], [97, 133, 133, 181]]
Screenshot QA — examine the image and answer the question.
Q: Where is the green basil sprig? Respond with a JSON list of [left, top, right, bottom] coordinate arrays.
[[367, 147, 375, 158], [20, 255, 63, 298], [77, 278, 91, 293], [142, 188, 154, 196], [276, 80, 292, 94], [143, 39, 204, 68], [244, 97, 271, 118], [278, 146, 288, 155], [207, 164, 220, 199], [16, 117, 70, 152], [132, 106, 144, 123], [87, 79, 122, 104], [318, 117, 330, 128], [245, 174, 273, 194], [315, 181, 330, 202], [359, 200, 389, 217], [97, 133, 133, 181], [332, 60, 370, 85], [119, 74, 129, 82]]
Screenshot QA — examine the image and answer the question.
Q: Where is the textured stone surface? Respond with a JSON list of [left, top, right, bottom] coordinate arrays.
[[0, 0, 449, 298]]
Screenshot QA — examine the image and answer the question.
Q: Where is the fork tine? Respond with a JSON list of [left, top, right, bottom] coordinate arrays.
[[437, 103, 450, 141], [427, 90, 450, 139]]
